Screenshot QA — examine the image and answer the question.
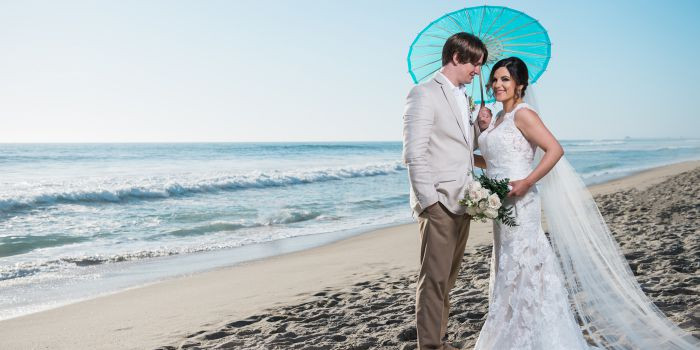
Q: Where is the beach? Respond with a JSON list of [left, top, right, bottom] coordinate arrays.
[[0, 160, 697, 349], [4, 139, 697, 323], [3, 0, 700, 348]]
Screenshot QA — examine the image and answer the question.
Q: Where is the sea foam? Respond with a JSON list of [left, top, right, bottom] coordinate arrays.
[[0, 161, 406, 214]]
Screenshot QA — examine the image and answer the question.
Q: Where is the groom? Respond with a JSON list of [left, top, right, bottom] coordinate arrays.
[[402, 32, 487, 350]]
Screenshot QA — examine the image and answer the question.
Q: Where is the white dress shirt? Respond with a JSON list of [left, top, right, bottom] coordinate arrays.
[[438, 72, 472, 129]]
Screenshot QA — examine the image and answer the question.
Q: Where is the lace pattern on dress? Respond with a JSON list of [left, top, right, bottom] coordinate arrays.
[[473, 103, 591, 350]]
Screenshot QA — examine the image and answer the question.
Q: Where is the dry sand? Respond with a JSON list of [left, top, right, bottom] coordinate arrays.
[[1, 160, 698, 350]]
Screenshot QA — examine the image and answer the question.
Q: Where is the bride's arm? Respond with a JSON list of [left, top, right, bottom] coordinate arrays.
[[508, 108, 564, 197]]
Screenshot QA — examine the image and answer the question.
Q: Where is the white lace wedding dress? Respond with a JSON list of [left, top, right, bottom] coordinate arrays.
[[473, 103, 590, 350]]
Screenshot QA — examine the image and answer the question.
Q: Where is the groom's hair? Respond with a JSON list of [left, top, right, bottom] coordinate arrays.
[[441, 32, 488, 67]]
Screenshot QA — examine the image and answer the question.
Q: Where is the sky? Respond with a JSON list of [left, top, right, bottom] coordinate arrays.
[[1, 0, 699, 142]]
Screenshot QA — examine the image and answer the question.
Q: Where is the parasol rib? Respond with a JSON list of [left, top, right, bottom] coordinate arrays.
[[411, 58, 443, 71], [410, 52, 443, 59], [445, 14, 467, 32], [422, 34, 450, 40], [495, 20, 540, 40], [483, 7, 506, 36], [477, 6, 487, 37], [417, 67, 441, 82], [463, 8, 476, 34], [490, 13, 520, 37], [432, 23, 456, 35], [413, 44, 446, 48], [499, 31, 546, 43], [501, 49, 548, 58], [503, 43, 549, 48]]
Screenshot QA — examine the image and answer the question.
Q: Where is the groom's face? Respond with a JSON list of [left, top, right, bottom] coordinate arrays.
[[455, 53, 484, 85]]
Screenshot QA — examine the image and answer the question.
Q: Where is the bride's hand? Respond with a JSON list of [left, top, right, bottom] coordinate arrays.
[[507, 179, 533, 197]]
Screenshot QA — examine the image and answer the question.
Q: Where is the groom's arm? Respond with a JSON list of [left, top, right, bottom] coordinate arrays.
[[402, 86, 438, 211]]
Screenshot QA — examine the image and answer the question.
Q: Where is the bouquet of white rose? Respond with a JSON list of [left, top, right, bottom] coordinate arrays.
[[459, 173, 517, 226]]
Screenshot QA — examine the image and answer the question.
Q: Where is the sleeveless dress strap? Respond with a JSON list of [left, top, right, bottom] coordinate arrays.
[[504, 103, 534, 122], [512, 103, 533, 115]]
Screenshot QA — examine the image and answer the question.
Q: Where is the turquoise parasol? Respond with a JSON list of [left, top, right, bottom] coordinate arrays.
[[407, 6, 551, 104]]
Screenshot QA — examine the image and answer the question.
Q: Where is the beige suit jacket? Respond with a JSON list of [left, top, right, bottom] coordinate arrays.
[[402, 73, 481, 216]]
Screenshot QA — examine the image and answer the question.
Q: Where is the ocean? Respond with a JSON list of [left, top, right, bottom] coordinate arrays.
[[1, 138, 698, 320]]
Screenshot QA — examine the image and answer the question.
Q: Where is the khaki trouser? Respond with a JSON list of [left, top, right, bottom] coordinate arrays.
[[416, 202, 471, 350]]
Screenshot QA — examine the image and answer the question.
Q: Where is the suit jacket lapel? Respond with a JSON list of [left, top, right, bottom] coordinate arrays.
[[435, 74, 470, 147]]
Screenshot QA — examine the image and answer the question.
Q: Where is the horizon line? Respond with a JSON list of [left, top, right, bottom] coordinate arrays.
[[0, 137, 698, 144]]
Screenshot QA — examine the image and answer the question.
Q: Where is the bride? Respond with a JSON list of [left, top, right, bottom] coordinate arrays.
[[471, 57, 698, 349]]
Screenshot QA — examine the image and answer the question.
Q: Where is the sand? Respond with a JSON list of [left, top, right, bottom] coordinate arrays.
[[1, 160, 698, 350]]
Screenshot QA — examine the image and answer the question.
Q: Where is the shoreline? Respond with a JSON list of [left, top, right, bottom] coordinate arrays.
[[0, 217, 415, 322], [0, 160, 698, 349]]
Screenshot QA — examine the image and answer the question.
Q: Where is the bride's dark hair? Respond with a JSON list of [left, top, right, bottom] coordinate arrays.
[[486, 57, 529, 99]]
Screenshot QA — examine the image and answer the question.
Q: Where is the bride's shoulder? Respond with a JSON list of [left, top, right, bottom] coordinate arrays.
[[513, 104, 541, 125], [514, 103, 536, 113]]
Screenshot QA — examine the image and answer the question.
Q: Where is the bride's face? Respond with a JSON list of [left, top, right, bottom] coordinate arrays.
[[491, 67, 522, 102]]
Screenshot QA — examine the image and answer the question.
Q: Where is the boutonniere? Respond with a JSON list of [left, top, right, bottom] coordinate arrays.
[[466, 93, 476, 125], [467, 94, 476, 114]]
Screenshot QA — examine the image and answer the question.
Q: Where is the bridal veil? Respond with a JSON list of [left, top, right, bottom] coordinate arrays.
[[525, 89, 699, 349]]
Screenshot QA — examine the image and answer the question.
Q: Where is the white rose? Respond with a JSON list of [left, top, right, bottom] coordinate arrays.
[[485, 208, 498, 219], [469, 181, 482, 192], [487, 193, 501, 209], [469, 189, 482, 201], [479, 188, 490, 200]]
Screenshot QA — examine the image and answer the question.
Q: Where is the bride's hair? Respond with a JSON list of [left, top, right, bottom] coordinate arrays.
[[486, 57, 529, 99]]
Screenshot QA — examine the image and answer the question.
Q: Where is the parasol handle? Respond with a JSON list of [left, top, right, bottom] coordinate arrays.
[[479, 74, 486, 107]]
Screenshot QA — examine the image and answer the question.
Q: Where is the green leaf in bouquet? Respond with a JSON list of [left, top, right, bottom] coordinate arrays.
[[473, 172, 518, 227]]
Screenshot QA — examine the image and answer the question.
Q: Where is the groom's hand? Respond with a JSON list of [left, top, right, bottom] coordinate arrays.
[[425, 202, 441, 214], [507, 179, 533, 197]]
